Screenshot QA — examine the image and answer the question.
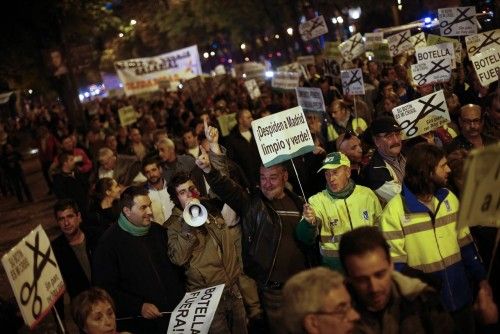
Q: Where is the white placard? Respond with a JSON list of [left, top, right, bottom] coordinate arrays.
[[466, 29, 500, 58], [295, 87, 326, 113], [411, 58, 452, 86], [272, 72, 300, 90], [118, 106, 138, 126], [252, 106, 315, 167], [470, 48, 500, 87], [415, 42, 456, 69], [392, 90, 450, 139], [244, 79, 261, 100], [458, 143, 500, 230], [438, 6, 478, 37], [387, 30, 413, 57], [299, 15, 328, 41], [114, 45, 202, 96], [297, 55, 316, 67], [410, 32, 427, 49], [341, 68, 365, 96], [167, 284, 225, 334], [234, 62, 266, 83], [338, 33, 365, 61], [1, 225, 65, 329], [364, 32, 384, 50]]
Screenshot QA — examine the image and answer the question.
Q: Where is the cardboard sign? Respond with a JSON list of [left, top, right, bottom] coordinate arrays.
[[410, 32, 427, 49], [114, 45, 202, 96], [426, 34, 462, 65], [272, 72, 300, 90], [1, 225, 65, 329], [415, 42, 456, 69], [244, 79, 261, 100], [323, 41, 342, 61], [295, 87, 326, 113], [338, 33, 365, 61], [167, 284, 225, 334], [299, 15, 328, 41], [438, 6, 478, 37], [458, 143, 500, 230], [387, 30, 413, 57], [252, 106, 315, 167], [364, 32, 384, 50], [371, 43, 393, 63], [341, 68, 365, 96], [465, 29, 500, 58], [411, 58, 452, 86], [297, 55, 316, 67], [322, 58, 341, 77], [470, 48, 500, 87], [392, 90, 450, 139], [118, 106, 138, 126], [234, 62, 266, 83], [217, 113, 237, 137]]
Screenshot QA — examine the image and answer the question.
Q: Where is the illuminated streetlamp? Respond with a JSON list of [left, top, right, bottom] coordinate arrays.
[[203, 52, 209, 59], [130, 19, 137, 25], [286, 27, 293, 36], [118, 32, 124, 38], [240, 43, 246, 50], [274, 34, 280, 39], [337, 16, 344, 24]]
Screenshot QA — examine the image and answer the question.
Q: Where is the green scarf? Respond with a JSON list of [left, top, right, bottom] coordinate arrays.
[[327, 179, 356, 199], [118, 212, 150, 236]]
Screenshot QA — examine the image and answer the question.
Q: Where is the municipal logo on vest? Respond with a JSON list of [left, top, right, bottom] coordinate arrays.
[[362, 210, 369, 220], [444, 199, 451, 212]]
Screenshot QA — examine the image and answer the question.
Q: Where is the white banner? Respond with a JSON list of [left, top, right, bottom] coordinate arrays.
[[252, 106, 315, 167], [387, 30, 413, 57], [299, 15, 328, 41], [114, 45, 202, 96], [167, 284, 225, 334], [458, 143, 500, 230], [438, 6, 478, 37], [272, 72, 300, 90], [392, 90, 450, 139], [295, 87, 326, 113], [364, 32, 384, 50], [466, 29, 500, 58], [341, 68, 365, 96], [470, 48, 500, 87], [339, 33, 365, 61], [1, 225, 65, 329], [411, 58, 452, 86], [410, 32, 427, 49], [244, 79, 261, 100], [415, 42, 455, 69]]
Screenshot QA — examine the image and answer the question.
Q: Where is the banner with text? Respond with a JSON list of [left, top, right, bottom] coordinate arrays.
[[411, 58, 452, 86], [114, 45, 202, 96], [415, 42, 456, 69], [410, 32, 427, 49], [299, 15, 328, 41], [438, 6, 478, 37], [1, 225, 65, 329], [295, 87, 326, 113], [426, 34, 461, 65], [466, 29, 500, 58], [392, 90, 450, 139], [167, 284, 224, 334], [252, 106, 315, 167], [371, 42, 393, 63], [470, 48, 500, 87], [387, 30, 413, 57], [341, 68, 365, 96], [339, 33, 365, 61], [244, 79, 261, 100], [272, 72, 300, 90], [364, 32, 384, 50]]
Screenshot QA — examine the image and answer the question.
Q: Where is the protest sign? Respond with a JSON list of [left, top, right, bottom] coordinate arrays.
[[392, 90, 450, 139], [387, 30, 413, 57], [470, 48, 500, 87], [410, 32, 427, 49], [297, 55, 316, 67], [2, 225, 65, 329], [341, 68, 365, 96], [272, 72, 300, 90], [323, 41, 342, 61], [252, 106, 315, 167], [438, 6, 478, 37], [118, 106, 138, 126], [167, 284, 225, 334], [244, 79, 261, 100], [322, 58, 341, 77], [364, 32, 384, 50], [411, 58, 452, 86], [371, 43, 392, 63], [338, 33, 365, 61], [299, 15, 328, 41], [415, 42, 456, 69], [234, 62, 266, 83], [114, 45, 202, 96], [458, 143, 500, 230], [217, 113, 237, 137], [295, 87, 326, 113], [426, 34, 461, 65], [466, 29, 500, 58]]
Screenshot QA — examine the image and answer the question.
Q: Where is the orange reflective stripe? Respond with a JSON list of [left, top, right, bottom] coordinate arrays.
[[458, 234, 473, 247], [320, 248, 339, 257], [402, 220, 432, 235], [413, 252, 462, 273], [392, 255, 407, 263], [383, 230, 404, 240], [435, 212, 457, 228]]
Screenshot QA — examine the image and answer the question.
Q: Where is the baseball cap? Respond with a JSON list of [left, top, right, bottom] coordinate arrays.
[[370, 116, 402, 136], [318, 152, 351, 173]]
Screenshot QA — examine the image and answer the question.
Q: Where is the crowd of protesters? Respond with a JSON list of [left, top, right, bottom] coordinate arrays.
[[0, 34, 499, 334]]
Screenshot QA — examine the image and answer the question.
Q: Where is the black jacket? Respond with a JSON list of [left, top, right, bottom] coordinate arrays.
[[225, 126, 261, 186]]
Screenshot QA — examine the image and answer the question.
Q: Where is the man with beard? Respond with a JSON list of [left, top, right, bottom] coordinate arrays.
[[142, 156, 174, 224], [379, 143, 497, 333]]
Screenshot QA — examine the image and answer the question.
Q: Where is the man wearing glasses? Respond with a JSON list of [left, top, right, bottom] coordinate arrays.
[[363, 116, 406, 204]]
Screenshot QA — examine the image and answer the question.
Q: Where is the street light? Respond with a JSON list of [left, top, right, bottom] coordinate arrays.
[[130, 19, 137, 25], [331, 17, 337, 24], [210, 51, 215, 56], [274, 34, 280, 39], [240, 43, 246, 50], [118, 32, 124, 38], [337, 16, 344, 24], [203, 52, 209, 59], [287, 27, 293, 36]]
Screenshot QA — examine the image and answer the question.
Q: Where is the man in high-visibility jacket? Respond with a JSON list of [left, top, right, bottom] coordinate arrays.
[[379, 142, 497, 332], [296, 152, 382, 270]]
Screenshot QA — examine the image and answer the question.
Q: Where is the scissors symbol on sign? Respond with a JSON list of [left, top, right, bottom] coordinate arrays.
[[349, 35, 363, 53], [343, 71, 362, 95], [20, 232, 57, 319], [440, 7, 475, 35], [468, 30, 500, 56], [390, 31, 411, 54], [413, 34, 426, 47], [303, 17, 324, 40], [413, 59, 451, 86], [400, 93, 446, 136]]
